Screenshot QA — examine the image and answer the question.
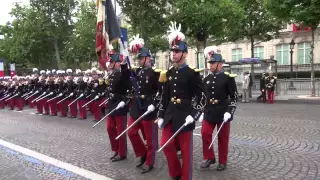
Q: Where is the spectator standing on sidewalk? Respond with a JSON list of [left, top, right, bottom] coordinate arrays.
[[257, 72, 267, 103], [248, 72, 253, 98], [242, 71, 250, 103]]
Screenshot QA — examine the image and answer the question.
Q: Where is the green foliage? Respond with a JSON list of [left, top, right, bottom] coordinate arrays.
[[117, 0, 170, 53]]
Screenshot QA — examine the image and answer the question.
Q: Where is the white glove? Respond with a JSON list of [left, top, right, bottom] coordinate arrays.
[[157, 118, 164, 129], [223, 112, 231, 122], [79, 93, 84, 97], [69, 92, 74, 96], [185, 115, 195, 125], [116, 101, 125, 110], [198, 113, 204, 123], [58, 93, 62, 97], [94, 95, 99, 100], [147, 104, 155, 113]]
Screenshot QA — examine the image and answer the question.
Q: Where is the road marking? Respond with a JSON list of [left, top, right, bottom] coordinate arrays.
[[0, 138, 113, 180]]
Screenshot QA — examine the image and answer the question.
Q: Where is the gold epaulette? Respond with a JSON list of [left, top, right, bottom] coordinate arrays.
[[154, 69, 162, 73], [224, 72, 237, 77], [98, 78, 104, 85], [273, 76, 277, 79], [229, 74, 237, 78], [159, 70, 168, 83], [194, 69, 201, 73]]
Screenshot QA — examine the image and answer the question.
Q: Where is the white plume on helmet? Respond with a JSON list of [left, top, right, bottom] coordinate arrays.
[[167, 21, 185, 45], [32, 68, 38, 72], [40, 70, 45, 74], [129, 34, 144, 53], [203, 46, 221, 59], [75, 69, 82, 74], [46, 69, 51, 75], [66, 69, 72, 73]]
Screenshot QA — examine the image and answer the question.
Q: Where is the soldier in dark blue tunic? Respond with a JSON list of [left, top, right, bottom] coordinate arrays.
[[200, 46, 238, 171]]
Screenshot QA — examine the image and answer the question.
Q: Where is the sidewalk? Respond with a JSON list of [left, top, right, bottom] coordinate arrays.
[[249, 94, 320, 105]]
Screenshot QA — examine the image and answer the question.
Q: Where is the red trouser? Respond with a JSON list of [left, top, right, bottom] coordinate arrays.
[[66, 99, 77, 117], [267, 90, 274, 104], [43, 99, 50, 114], [201, 120, 230, 165], [15, 98, 25, 110], [160, 122, 193, 180], [28, 96, 36, 108], [0, 99, 5, 109], [48, 99, 58, 116], [106, 115, 127, 157], [78, 99, 88, 119], [128, 116, 158, 166], [36, 98, 43, 113], [8, 99, 15, 110], [91, 101, 101, 121], [58, 99, 68, 117]]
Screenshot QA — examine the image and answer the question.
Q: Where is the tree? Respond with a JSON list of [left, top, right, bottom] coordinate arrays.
[[30, 0, 78, 69], [117, 0, 170, 54], [67, 0, 97, 69], [169, 0, 244, 68], [265, 0, 320, 96]]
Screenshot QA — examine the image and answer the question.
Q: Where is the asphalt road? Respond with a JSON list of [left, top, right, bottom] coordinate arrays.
[[0, 102, 319, 180]]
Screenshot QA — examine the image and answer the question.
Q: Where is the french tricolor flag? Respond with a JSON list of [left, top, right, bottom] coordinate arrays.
[[10, 63, 15, 76], [0, 60, 4, 77]]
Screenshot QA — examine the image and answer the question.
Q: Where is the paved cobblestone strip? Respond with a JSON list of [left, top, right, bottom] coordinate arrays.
[[0, 138, 113, 180]]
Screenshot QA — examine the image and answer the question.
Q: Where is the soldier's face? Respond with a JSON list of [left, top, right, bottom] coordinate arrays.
[[269, 73, 273, 77], [171, 50, 187, 62], [138, 56, 149, 66]]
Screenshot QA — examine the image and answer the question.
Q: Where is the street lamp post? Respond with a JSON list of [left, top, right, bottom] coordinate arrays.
[[288, 39, 296, 90]]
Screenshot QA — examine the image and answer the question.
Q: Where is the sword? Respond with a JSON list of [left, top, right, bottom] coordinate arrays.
[[25, 91, 39, 100], [99, 98, 109, 107], [82, 95, 99, 108], [36, 92, 53, 102], [32, 92, 46, 103], [21, 91, 32, 98], [0, 94, 10, 101], [47, 94, 62, 103], [57, 93, 73, 104], [115, 109, 151, 140], [208, 120, 226, 149], [92, 107, 117, 128], [68, 94, 83, 106], [157, 121, 188, 153], [5, 94, 18, 101]]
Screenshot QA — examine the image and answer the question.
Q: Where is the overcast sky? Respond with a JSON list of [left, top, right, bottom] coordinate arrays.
[[0, 0, 121, 25]]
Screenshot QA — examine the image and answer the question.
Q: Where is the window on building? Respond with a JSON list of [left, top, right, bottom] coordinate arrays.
[[232, 48, 242, 61], [298, 42, 311, 64], [198, 52, 205, 69], [276, 44, 289, 65], [254, 47, 264, 59]]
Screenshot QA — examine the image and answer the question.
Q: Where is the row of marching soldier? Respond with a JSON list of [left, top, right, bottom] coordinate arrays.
[[0, 21, 238, 180]]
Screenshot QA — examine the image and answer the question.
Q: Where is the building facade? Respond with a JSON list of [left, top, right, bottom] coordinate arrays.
[[117, 13, 320, 74]]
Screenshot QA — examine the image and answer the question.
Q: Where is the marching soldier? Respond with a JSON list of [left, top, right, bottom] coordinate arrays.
[[88, 67, 104, 121], [127, 35, 160, 173], [157, 22, 205, 180], [65, 69, 77, 118], [57, 70, 68, 117], [78, 70, 91, 119], [34, 71, 47, 114], [105, 52, 132, 162], [266, 71, 277, 104], [46, 71, 58, 116], [200, 46, 238, 171], [28, 68, 40, 108], [257, 72, 267, 103], [75, 69, 87, 119]]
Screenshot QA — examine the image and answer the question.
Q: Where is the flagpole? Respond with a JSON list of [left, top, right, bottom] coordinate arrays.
[[114, 0, 116, 14]]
